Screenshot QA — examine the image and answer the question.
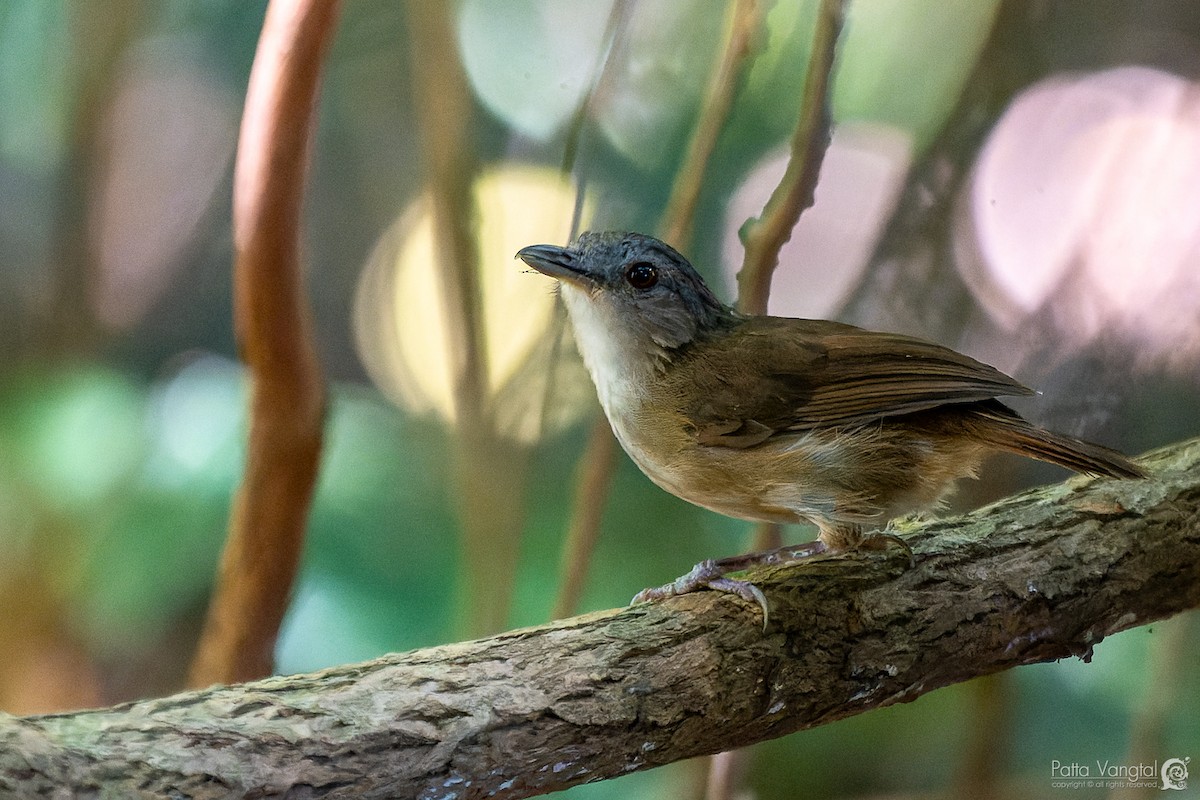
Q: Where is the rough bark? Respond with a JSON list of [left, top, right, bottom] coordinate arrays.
[[3, 438, 1198, 800]]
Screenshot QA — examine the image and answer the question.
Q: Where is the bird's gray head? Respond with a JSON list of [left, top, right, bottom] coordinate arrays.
[[517, 231, 733, 353]]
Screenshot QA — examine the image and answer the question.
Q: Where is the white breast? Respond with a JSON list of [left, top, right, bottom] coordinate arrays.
[[559, 287, 657, 416], [558, 286, 698, 505]]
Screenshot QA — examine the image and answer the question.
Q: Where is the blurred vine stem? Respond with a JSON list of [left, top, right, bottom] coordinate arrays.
[[659, 0, 765, 247], [189, 0, 339, 686], [739, 0, 845, 548], [40, 3, 145, 359], [711, 2, 845, 798], [736, 0, 843, 314], [1111, 613, 1197, 800], [551, 0, 768, 621], [952, 673, 1012, 800], [405, 0, 535, 639], [546, 0, 630, 622]]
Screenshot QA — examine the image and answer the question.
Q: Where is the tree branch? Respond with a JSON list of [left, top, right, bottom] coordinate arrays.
[[5, 438, 1198, 799], [659, 0, 765, 249], [737, 0, 843, 314], [188, 0, 339, 687]]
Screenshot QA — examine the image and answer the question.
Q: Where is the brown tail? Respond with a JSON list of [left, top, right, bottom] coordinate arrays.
[[969, 403, 1146, 479]]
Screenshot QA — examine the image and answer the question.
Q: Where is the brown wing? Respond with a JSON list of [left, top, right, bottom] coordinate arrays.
[[674, 317, 1033, 448]]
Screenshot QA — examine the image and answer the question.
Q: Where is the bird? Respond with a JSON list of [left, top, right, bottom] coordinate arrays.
[[517, 231, 1144, 617]]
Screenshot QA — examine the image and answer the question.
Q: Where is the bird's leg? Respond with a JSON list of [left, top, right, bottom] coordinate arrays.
[[630, 524, 914, 626], [709, 539, 830, 572], [630, 540, 831, 627]]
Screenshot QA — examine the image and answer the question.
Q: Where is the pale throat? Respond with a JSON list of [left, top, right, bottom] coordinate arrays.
[[559, 286, 662, 417]]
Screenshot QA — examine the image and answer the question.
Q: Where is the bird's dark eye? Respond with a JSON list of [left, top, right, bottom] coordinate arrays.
[[625, 261, 658, 289]]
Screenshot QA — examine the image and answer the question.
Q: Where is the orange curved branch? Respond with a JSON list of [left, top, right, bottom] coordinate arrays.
[[188, 0, 340, 687]]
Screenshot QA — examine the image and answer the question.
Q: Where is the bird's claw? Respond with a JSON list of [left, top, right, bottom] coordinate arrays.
[[628, 532, 911, 631], [631, 559, 771, 630]]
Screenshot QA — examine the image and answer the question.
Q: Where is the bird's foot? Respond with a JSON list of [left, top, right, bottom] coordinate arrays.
[[631, 559, 768, 611], [630, 540, 830, 629], [630, 530, 915, 627]]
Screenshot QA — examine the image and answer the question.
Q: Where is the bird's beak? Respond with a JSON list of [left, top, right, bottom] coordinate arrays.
[[516, 244, 596, 288]]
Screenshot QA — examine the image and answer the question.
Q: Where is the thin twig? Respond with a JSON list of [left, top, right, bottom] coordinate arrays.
[[1111, 613, 1196, 800], [548, 0, 634, 622], [716, 2, 844, 789], [38, 4, 144, 358], [736, 0, 844, 315], [551, 0, 766, 621], [705, 750, 748, 800], [404, 0, 486, 426], [552, 420, 618, 619], [559, 0, 633, 182], [188, 0, 338, 687], [405, 0, 534, 639], [660, 0, 764, 249], [952, 673, 1012, 800]]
